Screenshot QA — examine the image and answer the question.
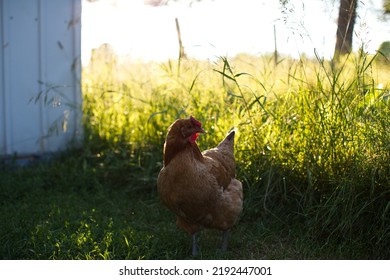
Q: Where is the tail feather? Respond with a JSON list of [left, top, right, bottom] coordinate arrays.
[[226, 129, 235, 141], [217, 129, 236, 149]]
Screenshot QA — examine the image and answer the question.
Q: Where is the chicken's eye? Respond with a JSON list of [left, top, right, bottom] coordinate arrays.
[[181, 126, 191, 137]]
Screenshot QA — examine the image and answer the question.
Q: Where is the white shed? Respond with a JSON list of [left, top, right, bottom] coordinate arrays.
[[0, 0, 82, 158]]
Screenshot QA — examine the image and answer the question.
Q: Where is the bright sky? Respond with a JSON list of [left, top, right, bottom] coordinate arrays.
[[81, 0, 390, 65]]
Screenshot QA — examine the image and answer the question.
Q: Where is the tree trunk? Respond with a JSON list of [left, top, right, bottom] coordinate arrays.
[[333, 0, 358, 60], [385, 0, 390, 13]]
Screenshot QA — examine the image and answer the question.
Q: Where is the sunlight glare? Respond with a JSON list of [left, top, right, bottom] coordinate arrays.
[[81, 0, 389, 65]]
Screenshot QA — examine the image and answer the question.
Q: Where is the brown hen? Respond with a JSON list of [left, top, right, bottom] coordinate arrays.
[[157, 116, 243, 256]]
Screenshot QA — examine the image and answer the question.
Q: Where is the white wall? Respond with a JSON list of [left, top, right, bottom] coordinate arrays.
[[0, 0, 82, 156]]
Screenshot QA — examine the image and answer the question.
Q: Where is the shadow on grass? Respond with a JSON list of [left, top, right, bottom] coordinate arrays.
[[2, 149, 388, 260]]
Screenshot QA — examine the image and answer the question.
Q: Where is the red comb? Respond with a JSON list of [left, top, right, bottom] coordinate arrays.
[[190, 116, 202, 127]]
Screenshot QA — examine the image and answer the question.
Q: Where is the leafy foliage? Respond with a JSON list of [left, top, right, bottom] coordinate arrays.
[[1, 51, 389, 259], [82, 51, 390, 258]]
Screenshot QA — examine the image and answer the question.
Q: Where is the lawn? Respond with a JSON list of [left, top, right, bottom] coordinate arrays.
[[1, 52, 389, 259], [0, 151, 377, 259]]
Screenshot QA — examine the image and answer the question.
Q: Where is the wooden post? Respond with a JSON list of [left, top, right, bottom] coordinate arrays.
[[175, 18, 186, 60], [274, 25, 278, 65]]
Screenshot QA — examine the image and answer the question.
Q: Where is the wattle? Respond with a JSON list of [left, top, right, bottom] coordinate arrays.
[[189, 133, 199, 143]]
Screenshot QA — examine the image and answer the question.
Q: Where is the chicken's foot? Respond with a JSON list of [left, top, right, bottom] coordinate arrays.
[[221, 230, 230, 252], [191, 233, 199, 256]]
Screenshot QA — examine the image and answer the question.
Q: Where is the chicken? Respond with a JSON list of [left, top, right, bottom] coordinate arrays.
[[157, 116, 243, 256]]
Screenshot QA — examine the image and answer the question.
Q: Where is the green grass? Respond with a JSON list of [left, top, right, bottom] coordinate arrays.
[[1, 51, 389, 259], [0, 152, 376, 259]]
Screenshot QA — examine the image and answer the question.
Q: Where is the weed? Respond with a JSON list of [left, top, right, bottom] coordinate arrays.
[[1, 51, 389, 259]]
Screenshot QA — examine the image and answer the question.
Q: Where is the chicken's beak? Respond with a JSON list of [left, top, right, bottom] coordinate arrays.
[[198, 127, 205, 134]]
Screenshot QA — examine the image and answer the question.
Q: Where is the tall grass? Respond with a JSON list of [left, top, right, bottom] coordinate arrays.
[[82, 50, 390, 258]]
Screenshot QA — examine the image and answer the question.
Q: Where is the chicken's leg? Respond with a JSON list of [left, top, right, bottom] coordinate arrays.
[[191, 233, 198, 256], [221, 230, 230, 252]]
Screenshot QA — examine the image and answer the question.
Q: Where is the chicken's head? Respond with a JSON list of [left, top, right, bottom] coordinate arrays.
[[167, 116, 205, 144], [182, 116, 205, 143]]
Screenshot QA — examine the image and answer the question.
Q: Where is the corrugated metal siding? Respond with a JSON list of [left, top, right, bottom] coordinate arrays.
[[0, 0, 82, 156]]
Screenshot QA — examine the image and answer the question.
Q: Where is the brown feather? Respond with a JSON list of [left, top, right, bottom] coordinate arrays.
[[157, 118, 243, 237]]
